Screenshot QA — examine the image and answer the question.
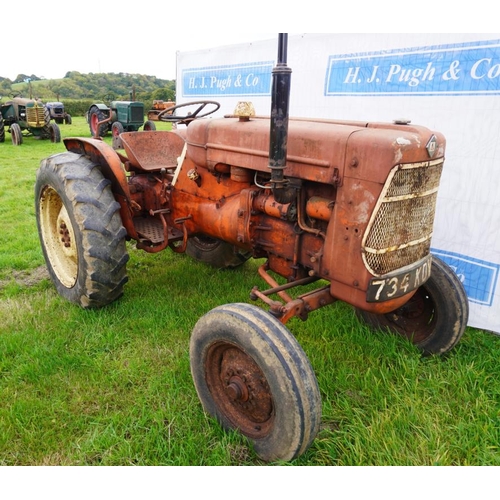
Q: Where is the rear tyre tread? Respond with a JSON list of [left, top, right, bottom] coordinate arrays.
[[35, 152, 129, 308]]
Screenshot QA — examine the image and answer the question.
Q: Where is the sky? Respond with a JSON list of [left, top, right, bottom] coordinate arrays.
[[2, 20, 275, 81], [1, 1, 492, 82], [1, 1, 283, 81]]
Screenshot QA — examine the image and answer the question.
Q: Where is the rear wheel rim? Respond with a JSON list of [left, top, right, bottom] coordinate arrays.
[[39, 186, 78, 288], [90, 113, 99, 135]]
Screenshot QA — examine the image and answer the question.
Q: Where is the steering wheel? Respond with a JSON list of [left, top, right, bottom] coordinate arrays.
[[157, 100, 220, 124]]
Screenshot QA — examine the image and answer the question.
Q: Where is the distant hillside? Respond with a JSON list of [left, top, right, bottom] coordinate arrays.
[[0, 72, 175, 103]]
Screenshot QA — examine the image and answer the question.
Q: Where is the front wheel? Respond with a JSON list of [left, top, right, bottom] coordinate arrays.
[[143, 120, 156, 131], [111, 121, 124, 149], [47, 122, 61, 142], [11, 123, 23, 145], [190, 303, 321, 462], [35, 152, 129, 308], [356, 256, 469, 355]]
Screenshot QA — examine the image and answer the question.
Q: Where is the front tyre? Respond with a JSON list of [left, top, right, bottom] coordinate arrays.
[[111, 121, 124, 149], [356, 256, 469, 355], [11, 123, 23, 145], [143, 120, 156, 131], [190, 303, 322, 462], [47, 122, 61, 142], [35, 152, 129, 308]]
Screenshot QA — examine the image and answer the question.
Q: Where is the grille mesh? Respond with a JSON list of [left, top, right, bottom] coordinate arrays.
[[131, 106, 143, 122], [363, 161, 443, 276], [27, 105, 45, 127]]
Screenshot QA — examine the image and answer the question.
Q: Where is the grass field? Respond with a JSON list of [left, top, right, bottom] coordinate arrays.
[[0, 116, 499, 466]]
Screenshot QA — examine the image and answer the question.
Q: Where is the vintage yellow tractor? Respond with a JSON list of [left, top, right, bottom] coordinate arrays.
[[0, 96, 61, 145]]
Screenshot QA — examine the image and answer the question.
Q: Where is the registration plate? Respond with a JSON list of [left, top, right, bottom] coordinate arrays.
[[366, 255, 432, 302]]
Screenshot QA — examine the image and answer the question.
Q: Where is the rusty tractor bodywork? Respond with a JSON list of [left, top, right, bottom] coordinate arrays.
[[35, 35, 468, 462], [147, 99, 176, 121]]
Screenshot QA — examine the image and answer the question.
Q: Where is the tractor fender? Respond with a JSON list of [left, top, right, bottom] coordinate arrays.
[[63, 137, 137, 236], [91, 103, 110, 111]]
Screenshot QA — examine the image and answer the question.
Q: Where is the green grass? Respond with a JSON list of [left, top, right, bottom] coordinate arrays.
[[0, 117, 499, 466]]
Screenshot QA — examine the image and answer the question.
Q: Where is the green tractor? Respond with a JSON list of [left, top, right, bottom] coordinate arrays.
[[86, 101, 156, 148], [0, 96, 61, 145]]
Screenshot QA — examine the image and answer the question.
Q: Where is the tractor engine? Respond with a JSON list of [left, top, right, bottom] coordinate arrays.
[[164, 113, 444, 317]]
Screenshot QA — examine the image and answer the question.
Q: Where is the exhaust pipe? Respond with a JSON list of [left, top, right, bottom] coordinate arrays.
[[269, 33, 295, 204]]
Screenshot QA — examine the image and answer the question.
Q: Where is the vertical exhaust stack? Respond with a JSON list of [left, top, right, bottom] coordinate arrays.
[[269, 33, 295, 204]]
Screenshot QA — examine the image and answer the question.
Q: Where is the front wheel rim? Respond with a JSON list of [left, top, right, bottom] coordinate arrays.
[[205, 341, 275, 439], [39, 186, 78, 288], [384, 287, 437, 343]]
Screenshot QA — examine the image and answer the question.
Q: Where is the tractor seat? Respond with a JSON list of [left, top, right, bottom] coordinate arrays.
[[120, 131, 186, 172]]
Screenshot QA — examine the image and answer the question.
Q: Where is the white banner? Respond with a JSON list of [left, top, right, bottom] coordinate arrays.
[[177, 34, 500, 334]]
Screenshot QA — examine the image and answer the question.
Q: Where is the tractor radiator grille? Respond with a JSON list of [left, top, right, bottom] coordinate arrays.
[[27, 105, 46, 127], [362, 159, 443, 276], [130, 107, 143, 122]]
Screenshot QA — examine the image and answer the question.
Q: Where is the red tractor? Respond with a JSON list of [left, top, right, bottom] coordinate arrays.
[[34, 35, 468, 462]]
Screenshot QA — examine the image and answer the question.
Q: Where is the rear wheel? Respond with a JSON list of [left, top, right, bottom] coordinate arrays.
[[356, 256, 469, 355], [88, 106, 109, 137], [186, 235, 250, 269], [35, 152, 129, 308], [10, 123, 23, 145], [190, 303, 321, 462], [65, 114, 72, 125]]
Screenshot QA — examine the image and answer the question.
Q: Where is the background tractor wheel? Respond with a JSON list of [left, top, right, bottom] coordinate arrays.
[[190, 302, 321, 462], [88, 106, 109, 138], [143, 120, 156, 131], [0, 114, 5, 142], [48, 122, 61, 142], [356, 256, 469, 356], [35, 152, 129, 308], [111, 122, 124, 149], [10, 123, 23, 145], [186, 235, 250, 269]]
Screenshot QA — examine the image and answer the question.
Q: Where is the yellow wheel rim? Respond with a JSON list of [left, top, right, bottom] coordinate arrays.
[[39, 186, 78, 288]]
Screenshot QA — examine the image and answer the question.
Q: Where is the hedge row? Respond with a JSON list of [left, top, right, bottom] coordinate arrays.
[[57, 99, 157, 117]]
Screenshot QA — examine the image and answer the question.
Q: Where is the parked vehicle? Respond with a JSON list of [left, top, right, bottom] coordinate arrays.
[[0, 96, 61, 145], [86, 100, 156, 148], [46, 101, 72, 125], [34, 35, 468, 462], [147, 100, 175, 121]]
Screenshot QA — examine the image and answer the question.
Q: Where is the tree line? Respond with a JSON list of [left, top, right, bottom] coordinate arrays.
[[0, 72, 176, 114]]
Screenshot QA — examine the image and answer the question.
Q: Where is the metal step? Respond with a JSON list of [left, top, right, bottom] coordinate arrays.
[[133, 216, 183, 244]]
